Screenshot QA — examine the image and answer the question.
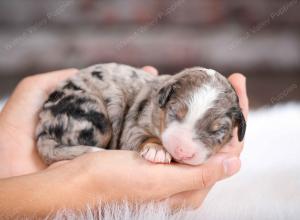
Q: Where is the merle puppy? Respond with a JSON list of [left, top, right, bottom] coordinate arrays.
[[36, 63, 246, 165]]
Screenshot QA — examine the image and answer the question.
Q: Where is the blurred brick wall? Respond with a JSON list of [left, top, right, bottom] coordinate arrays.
[[0, 0, 299, 106]]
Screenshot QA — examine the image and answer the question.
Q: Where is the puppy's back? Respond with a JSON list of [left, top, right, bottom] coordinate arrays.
[[36, 63, 155, 164]]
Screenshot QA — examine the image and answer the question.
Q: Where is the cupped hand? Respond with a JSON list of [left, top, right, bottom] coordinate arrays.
[[0, 67, 248, 210], [0, 69, 78, 176]]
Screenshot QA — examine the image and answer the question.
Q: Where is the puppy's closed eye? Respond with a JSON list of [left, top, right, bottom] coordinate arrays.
[[209, 121, 229, 134], [174, 106, 188, 121], [167, 102, 188, 121]]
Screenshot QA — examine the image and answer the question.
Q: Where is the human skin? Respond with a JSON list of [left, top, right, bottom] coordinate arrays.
[[0, 67, 248, 217]]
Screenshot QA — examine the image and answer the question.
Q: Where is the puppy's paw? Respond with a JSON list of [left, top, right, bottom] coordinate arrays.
[[140, 143, 172, 164]]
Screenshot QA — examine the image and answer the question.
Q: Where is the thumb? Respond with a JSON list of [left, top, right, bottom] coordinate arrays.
[[185, 154, 241, 190], [228, 73, 249, 119]]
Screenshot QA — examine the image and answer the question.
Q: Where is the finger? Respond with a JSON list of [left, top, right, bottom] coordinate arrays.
[[15, 68, 78, 98], [40, 68, 78, 79], [0, 69, 79, 135], [167, 188, 211, 211], [158, 154, 240, 194], [196, 154, 241, 187], [47, 160, 70, 170], [33, 68, 78, 93], [228, 73, 249, 119], [142, 66, 159, 76]]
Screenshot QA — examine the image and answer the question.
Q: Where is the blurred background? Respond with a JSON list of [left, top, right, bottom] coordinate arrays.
[[0, 2, 300, 217], [0, 0, 299, 108]]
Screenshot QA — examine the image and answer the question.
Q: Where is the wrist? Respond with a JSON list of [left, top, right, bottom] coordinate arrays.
[[21, 162, 93, 217], [48, 157, 104, 210]]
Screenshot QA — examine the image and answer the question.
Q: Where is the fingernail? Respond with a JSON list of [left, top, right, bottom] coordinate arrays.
[[142, 66, 158, 76], [223, 157, 240, 176]]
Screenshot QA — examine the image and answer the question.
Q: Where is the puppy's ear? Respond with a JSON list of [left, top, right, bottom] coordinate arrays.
[[236, 110, 246, 141], [158, 84, 175, 108], [229, 83, 247, 141], [229, 107, 247, 142]]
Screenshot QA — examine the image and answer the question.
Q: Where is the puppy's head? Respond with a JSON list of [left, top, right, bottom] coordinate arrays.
[[158, 67, 246, 165]]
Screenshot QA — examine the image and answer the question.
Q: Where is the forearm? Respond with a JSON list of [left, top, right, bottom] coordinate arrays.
[[0, 162, 90, 218]]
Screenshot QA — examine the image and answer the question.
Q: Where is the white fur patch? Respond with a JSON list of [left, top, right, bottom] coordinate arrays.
[[206, 69, 216, 76], [197, 67, 216, 76], [161, 122, 210, 165], [184, 84, 219, 128], [90, 147, 104, 152]]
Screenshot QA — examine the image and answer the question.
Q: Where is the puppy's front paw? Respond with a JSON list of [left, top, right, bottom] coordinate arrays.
[[140, 143, 172, 164]]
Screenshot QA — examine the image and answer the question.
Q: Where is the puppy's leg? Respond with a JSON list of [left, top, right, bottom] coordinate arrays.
[[139, 138, 172, 164], [37, 138, 105, 165], [103, 93, 127, 149]]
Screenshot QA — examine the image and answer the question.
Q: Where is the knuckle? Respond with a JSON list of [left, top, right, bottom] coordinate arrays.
[[184, 195, 203, 210], [190, 168, 213, 189], [19, 76, 34, 85], [200, 168, 213, 188], [65, 68, 78, 73], [189, 200, 202, 210], [192, 174, 202, 188], [169, 200, 181, 211]]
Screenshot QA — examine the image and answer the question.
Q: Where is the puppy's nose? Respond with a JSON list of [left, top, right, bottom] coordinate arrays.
[[174, 146, 195, 160]]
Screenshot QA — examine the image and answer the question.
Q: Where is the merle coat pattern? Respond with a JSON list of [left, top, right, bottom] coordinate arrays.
[[36, 63, 246, 165]]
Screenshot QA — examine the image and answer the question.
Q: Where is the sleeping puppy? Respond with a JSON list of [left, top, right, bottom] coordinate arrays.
[[36, 63, 246, 165]]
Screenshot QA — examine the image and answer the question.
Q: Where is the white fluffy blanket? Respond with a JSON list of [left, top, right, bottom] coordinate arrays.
[[1, 100, 300, 220]]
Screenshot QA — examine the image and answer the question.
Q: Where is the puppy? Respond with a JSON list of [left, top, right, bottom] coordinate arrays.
[[36, 63, 246, 165]]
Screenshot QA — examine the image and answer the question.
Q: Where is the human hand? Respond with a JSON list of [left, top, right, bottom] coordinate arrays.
[[41, 146, 242, 212], [0, 67, 248, 211], [0, 69, 79, 177]]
